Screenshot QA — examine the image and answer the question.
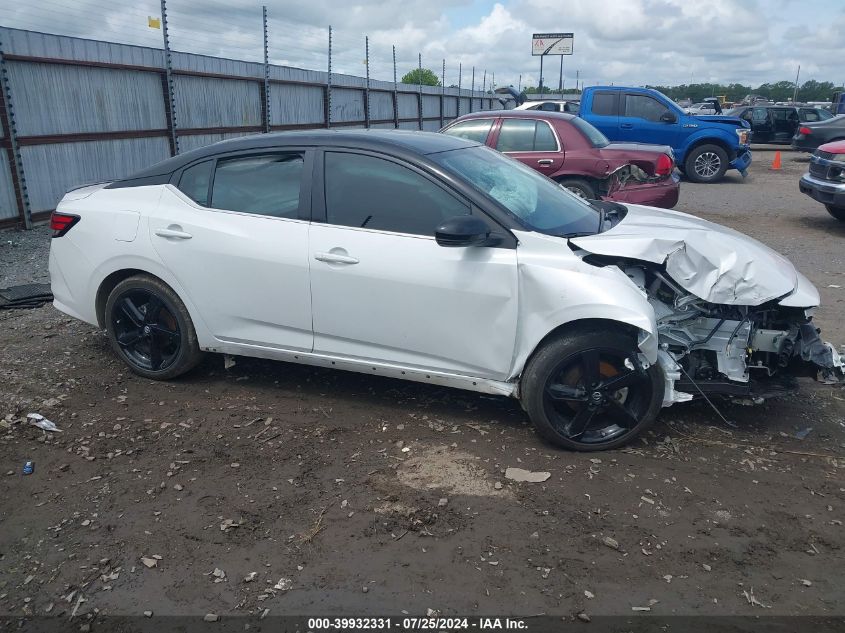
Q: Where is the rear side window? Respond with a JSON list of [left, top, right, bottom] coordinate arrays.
[[799, 108, 818, 122], [592, 92, 618, 116], [324, 152, 470, 236], [210, 154, 303, 218], [624, 94, 670, 122], [442, 119, 494, 143], [496, 119, 558, 152], [178, 160, 213, 206]]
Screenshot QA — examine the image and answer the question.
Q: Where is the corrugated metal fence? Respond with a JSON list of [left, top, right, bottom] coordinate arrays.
[[0, 27, 508, 228]]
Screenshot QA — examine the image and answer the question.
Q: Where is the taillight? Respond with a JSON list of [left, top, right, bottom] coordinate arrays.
[[655, 153, 673, 176], [50, 212, 80, 237], [799, 126, 812, 136]]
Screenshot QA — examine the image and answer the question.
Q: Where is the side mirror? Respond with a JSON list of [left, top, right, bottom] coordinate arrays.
[[660, 111, 677, 124], [435, 215, 491, 247]]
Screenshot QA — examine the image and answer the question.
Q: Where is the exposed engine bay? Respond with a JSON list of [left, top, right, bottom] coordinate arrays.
[[623, 262, 845, 406]]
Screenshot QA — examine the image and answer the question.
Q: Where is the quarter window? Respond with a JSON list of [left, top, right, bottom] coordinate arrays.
[[177, 160, 213, 206], [496, 119, 558, 152], [210, 154, 304, 218], [442, 119, 494, 143], [324, 152, 470, 236], [624, 94, 670, 122]]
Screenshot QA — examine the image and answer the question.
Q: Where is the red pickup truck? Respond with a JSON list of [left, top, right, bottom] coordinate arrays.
[[441, 110, 680, 208]]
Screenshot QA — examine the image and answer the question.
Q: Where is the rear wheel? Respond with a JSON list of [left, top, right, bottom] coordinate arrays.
[[105, 275, 203, 380], [685, 144, 728, 183], [521, 328, 664, 451], [826, 204, 845, 222], [557, 177, 596, 200]]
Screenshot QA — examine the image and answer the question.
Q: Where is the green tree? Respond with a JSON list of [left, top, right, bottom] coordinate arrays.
[[401, 68, 440, 86]]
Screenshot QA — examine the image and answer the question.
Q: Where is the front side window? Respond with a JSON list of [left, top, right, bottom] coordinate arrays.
[[178, 160, 213, 206], [210, 154, 304, 218], [442, 119, 494, 144], [818, 109, 834, 120], [496, 119, 558, 152], [324, 152, 470, 236], [624, 94, 669, 122], [430, 145, 599, 238]]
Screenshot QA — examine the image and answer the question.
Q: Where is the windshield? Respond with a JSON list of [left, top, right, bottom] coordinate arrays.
[[570, 117, 610, 148], [430, 145, 600, 237]]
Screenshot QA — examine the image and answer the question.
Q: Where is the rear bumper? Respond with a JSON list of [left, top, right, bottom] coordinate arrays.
[[800, 174, 845, 208], [792, 136, 820, 152], [606, 174, 680, 209], [729, 148, 752, 175]]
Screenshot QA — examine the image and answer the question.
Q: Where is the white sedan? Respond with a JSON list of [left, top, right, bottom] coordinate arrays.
[[48, 130, 841, 450]]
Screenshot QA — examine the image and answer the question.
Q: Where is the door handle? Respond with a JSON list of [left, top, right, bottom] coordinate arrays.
[[314, 252, 359, 265], [620, 123, 634, 129], [537, 159, 554, 166], [155, 226, 193, 240]]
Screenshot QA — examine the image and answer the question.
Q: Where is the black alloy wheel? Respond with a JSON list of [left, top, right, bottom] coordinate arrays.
[[104, 274, 203, 380], [111, 288, 181, 372], [521, 328, 664, 451]]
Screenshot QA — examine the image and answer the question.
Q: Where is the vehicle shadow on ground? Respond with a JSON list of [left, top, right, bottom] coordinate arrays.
[[791, 214, 845, 234], [83, 311, 829, 448]]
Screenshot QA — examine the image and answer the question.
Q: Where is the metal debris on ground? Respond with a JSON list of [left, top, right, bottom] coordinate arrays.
[[27, 413, 61, 432], [504, 467, 550, 483]]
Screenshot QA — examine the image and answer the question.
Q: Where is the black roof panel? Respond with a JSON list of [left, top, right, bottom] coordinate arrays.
[[109, 129, 480, 185]]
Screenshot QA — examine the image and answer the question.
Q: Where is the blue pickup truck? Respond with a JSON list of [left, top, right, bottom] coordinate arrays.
[[579, 86, 752, 183]]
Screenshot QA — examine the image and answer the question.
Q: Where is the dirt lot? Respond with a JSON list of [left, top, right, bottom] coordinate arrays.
[[1, 150, 845, 624]]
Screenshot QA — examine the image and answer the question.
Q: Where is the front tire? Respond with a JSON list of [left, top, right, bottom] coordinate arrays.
[[825, 204, 845, 222], [521, 327, 664, 451], [105, 275, 203, 380], [685, 144, 728, 183]]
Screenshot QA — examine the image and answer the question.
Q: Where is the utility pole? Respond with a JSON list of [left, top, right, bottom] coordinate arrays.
[[457, 62, 462, 116], [793, 64, 801, 103], [558, 55, 563, 93]]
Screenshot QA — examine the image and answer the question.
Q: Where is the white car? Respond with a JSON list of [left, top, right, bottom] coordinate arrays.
[[48, 130, 842, 451], [514, 100, 580, 114], [685, 102, 719, 115]]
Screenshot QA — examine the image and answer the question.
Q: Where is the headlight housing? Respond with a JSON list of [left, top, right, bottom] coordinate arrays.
[[736, 128, 749, 145]]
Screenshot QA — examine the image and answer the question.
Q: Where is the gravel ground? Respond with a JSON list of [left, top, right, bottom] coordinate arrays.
[[1, 150, 844, 625]]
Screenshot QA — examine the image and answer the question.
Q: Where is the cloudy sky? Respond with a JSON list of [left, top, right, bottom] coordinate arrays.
[[2, 0, 843, 90]]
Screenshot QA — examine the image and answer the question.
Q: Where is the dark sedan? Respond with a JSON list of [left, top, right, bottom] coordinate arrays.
[[725, 105, 834, 144], [792, 115, 845, 152], [440, 111, 680, 208]]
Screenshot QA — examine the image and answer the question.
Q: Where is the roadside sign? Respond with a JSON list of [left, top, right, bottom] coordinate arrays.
[[532, 33, 573, 56]]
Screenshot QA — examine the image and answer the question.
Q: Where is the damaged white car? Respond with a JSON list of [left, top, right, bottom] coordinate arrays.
[[48, 130, 842, 451]]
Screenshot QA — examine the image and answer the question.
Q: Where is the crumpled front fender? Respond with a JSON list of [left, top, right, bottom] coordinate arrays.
[[511, 231, 659, 380]]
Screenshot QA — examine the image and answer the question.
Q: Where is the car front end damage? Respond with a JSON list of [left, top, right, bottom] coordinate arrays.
[[571, 205, 844, 406]]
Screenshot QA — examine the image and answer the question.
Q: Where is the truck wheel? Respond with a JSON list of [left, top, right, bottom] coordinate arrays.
[[520, 327, 664, 451], [557, 178, 596, 200], [685, 144, 729, 183], [825, 205, 845, 222]]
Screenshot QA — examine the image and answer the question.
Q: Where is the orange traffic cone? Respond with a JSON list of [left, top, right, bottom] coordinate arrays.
[[770, 151, 782, 170]]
